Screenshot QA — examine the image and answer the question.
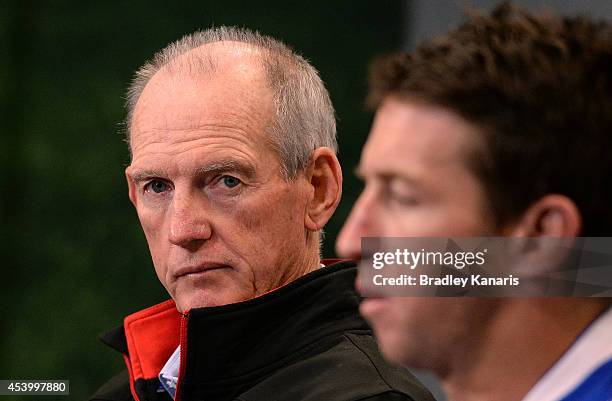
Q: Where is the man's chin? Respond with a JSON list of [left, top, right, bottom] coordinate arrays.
[[173, 288, 253, 312], [374, 329, 422, 368], [170, 268, 252, 311]]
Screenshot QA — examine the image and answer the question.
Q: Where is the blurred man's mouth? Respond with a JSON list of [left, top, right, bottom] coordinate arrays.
[[360, 297, 392, 323]]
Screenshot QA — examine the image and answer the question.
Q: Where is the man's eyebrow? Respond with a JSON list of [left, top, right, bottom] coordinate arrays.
[[129, 169, 168, 183], [129, 160, 256, 183], [354, 166, 422, 186], [194, 159, 256, 177]]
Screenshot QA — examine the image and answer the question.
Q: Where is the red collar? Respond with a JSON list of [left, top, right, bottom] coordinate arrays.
[[123, 299, 182, 382]]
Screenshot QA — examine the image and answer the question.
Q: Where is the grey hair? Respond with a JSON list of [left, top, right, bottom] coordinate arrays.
[[126, 26, 337, 179]]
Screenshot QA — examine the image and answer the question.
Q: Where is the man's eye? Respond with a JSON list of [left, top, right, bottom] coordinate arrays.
[[221, 176, 241, 188], [386, 180, 421, 207], [390, 194, 419, 206], [385, 187, 420, 207], [147, 180, 169, 194]]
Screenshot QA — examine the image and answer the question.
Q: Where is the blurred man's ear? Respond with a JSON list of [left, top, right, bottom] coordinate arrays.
[[304, 147, 342, 232], [125, 168, 138, 207], [508, 194, 582, 237]]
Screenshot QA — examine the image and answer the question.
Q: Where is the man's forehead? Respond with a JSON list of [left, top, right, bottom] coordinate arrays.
[[356, 98, 488, 189], [134, 41, 272, 117], [360, 97, 482, 176], [130, 45, 275, 153]]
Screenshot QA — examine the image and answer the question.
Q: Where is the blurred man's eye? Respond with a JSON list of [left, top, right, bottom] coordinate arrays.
[[389, 192, 420, 206], [221, 175, 241, 188], [387, 180, 421, 206], [146, 180, 169, 194]]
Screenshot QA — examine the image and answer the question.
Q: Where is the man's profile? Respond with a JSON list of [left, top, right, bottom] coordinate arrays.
[[337, 3, 612, 401], [90, 27, 433, 401]]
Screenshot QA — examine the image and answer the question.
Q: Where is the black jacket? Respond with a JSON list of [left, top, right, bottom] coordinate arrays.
[[90, 261, 435, 401]]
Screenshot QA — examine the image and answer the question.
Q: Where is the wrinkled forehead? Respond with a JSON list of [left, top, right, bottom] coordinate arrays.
[[130, 43, 276, 154]]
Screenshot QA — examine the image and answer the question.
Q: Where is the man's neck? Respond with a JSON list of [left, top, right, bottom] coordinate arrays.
[[440, 299, 607, 401], [273, 237, 321, 290]]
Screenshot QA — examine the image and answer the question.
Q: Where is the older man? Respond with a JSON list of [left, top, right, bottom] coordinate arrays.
[[90, 27, 433, 401], [337, 4, 612, 401]]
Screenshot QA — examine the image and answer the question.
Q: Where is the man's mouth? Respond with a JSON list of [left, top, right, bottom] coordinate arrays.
[[174, 263, 232, 278], [360, 297, 392, 322]]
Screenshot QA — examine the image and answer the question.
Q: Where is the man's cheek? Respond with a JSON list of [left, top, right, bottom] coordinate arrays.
[[142, 226, 163, 258], [151, 246, 172, 289], [232, 195, 271, 233], [141, 222, 170, 276], [138, 209, 167, 243]]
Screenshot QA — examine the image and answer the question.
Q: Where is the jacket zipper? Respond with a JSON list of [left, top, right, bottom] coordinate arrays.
[[174, 311, 189, 401]]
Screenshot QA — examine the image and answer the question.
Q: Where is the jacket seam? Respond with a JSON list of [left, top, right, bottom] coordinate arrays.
[[344, 333, 395, 393], [353, 390, 411, 401]]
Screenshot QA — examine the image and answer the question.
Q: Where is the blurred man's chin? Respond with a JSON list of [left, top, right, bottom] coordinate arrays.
[[371, 328, 411, 366]]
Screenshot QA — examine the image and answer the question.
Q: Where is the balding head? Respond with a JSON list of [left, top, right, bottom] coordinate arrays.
[[126, 26, 337, 179]]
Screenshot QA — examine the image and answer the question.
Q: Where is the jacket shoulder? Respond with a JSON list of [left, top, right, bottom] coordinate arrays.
[[238, 331, 435, 401], [89, 370, 134, 401]]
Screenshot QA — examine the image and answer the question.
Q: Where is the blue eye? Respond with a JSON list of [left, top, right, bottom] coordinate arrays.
[[148, 180, 168, 193], [222, 176, 241, 188]]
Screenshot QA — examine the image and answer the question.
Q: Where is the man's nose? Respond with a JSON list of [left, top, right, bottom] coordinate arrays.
[[336, 190, 377, 260], [168, 190, 212, 249]]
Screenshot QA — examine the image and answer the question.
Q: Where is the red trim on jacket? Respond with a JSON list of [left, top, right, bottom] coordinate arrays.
[[123, 299, 181, 383], [174, 312, 189, 401], [123, 354, 140, 401]]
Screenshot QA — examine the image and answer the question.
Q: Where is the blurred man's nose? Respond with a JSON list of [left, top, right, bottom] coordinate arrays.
[[168, 189, 212, 249], [336, 190, 377, 260]]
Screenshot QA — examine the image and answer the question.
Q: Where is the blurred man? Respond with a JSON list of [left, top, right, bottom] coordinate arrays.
[[337, 3, 612, 401], [91, 27, 433, 401]]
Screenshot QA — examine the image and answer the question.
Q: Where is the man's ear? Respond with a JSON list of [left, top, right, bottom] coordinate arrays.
[[125, 167, 138, 207], [508, 194, 582, 237], [304, 147, 342, 231]]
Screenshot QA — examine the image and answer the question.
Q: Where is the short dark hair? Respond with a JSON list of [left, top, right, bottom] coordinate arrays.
[[367, 2, 612, 235]]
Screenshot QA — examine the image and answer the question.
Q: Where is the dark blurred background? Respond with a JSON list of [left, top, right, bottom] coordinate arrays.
[[2, 1, 611, 400]]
